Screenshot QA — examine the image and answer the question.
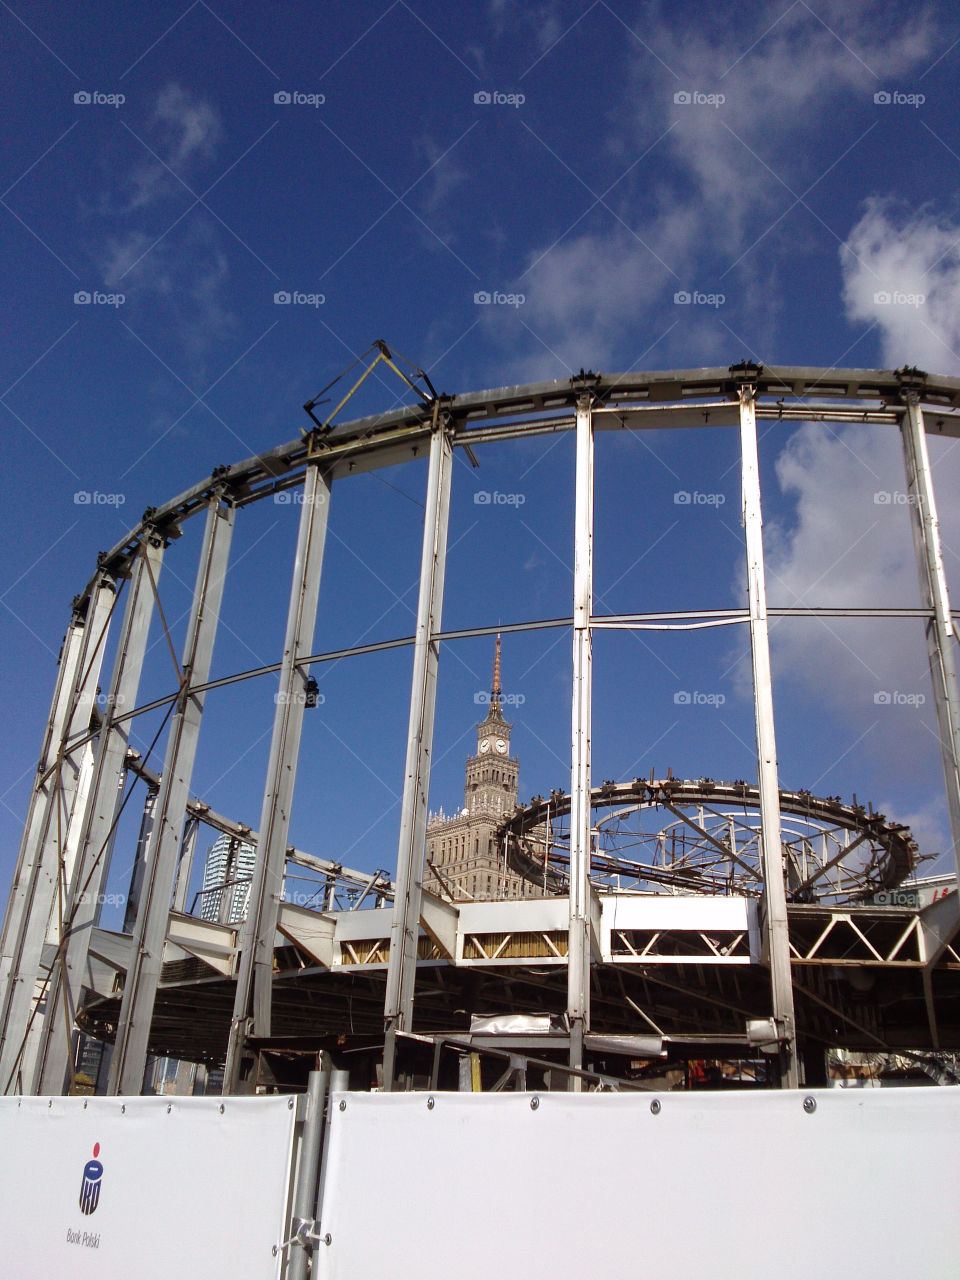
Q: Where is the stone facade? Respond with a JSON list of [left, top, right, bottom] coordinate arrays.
[[423, 642, 543, 901]]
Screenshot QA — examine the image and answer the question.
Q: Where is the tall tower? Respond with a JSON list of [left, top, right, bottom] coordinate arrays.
[[465, 633, 518, 817], [423, 634, 539, 901]]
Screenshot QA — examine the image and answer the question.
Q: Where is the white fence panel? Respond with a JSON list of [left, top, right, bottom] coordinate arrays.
[[315, 1089, 960, 1280], [0, 1095, 297, 1279]]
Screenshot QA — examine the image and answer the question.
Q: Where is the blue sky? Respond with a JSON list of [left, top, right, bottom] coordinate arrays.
[[2, 0, 960, 917]]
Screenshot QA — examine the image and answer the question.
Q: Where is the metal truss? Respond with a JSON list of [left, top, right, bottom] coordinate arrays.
[[501, 778, 919, 903], [3, 362, 960, 1096]]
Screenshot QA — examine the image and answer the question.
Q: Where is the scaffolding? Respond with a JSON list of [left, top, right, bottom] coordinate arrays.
[[1, 361, 958, 1097]]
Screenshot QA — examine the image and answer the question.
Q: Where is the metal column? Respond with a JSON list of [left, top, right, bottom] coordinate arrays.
[[567, 395, 594, 1086], [172, 815, 200, 914], [224, 463, 331, 1092], [901, 394, 960, 868], [108, 494, 235, 1095], [287, 1064, 330, 1280], [739, 385, 798, 1087], [382, 417, 453, 1089], [122, 785, 158, 932], [0, 576, 115, 1094], [0, 600, 94, 1002], [31, 533, 165, 1095]]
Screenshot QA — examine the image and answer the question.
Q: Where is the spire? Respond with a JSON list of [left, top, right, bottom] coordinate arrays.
[[491, 631, 502, 707]]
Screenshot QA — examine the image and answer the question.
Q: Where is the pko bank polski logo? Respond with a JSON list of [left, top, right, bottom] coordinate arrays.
[[79, 1142, 104, 1215]]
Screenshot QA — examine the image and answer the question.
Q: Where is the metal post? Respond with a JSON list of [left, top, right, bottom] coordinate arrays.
[[315, 1065, 349, 1230], [0, 580, 113, 977], [568, 395, 594, 1087], [901, 394, 960, 869], [0, 620, 84, 994], [287, 1065, 329, 1280], [219, 839, 241, 925], [31, 533, 165, 1095], [382, 417, 453, 1089], [0, 576, 116, 1094], [122, 786, 158, 932], [739, 385, 798, 1087], [172, 815, 199, 914], [224, 464, 332, 1092], [108, 495, 235, 1095]]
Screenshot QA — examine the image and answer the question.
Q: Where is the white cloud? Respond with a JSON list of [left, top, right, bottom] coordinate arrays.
[[100, 220, 235, 366], [841, 198, 960, 370], [503, 3, 936, 376], [413, 134, 469, 218], [644, 8, 934, 247], [508, 211, 720, 375], [114, 83, 222, 213], [489, 0, 562, 52], [752, 197, 960, 857], [154, 83, 221, 169], [89, 85, 235, 370]]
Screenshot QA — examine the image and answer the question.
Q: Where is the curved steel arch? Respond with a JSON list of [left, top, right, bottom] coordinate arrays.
[[75, 362, 960, 605], [501, 778, 919, 902]]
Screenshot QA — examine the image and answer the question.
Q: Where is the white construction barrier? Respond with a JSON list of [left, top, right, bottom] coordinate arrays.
[[1, 1095, 298, 1279], [315, 1089, 960, 1279], [4, 1087, 958, 1277]]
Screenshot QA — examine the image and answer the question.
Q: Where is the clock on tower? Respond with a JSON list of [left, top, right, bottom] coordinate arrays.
[[464, 634, 519, 817]]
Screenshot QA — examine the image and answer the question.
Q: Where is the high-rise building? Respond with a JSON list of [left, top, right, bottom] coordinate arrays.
[[423, 637, 545, 901], [199, 833, 256, 924]]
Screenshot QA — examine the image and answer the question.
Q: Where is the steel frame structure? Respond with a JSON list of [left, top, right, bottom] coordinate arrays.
[[502, 778, 919, 900], [1, 362, 959, 1096]]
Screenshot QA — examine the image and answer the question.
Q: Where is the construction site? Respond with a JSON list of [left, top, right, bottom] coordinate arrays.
[[1, 358, 959, 1276]]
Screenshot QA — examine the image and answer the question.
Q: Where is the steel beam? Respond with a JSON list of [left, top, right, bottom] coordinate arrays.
[[0, 575, 115, 1094], [224, 463, 331, 1092], [0, 599, 94, 993], [69, 366, 960, 599], [382, 416, 453, 1088], [568, 396, 594, 1086], [739, 386, 799, 1087], [107, 494, 235, 1095], [901, 395, 960, 871], [172, 815, 200, 913], [30, 533, 165, 1095], [122, 786, 158, 933]]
